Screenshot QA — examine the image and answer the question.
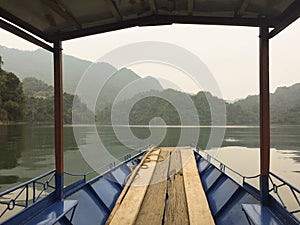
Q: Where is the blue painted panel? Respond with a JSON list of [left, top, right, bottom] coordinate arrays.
[[242, 204, 283, 225], [1, 192, 57, 225], [91, 176, 121, 210], [215, 190, 259, 225], [207, 177, 239, 215], [201, 166, 222, 191], [25, 200, 77, 225], [111, 164, 131, 187], [197, 158, 210, 173], [66, 187, 109, 225]]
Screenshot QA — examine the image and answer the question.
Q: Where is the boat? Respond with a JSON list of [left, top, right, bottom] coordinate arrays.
[[0, 146, 299, 225], [0, 1, 300, 224]]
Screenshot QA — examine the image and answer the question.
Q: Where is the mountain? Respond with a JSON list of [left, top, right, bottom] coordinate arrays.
[[1, 45, 300, 125], [227, 95, 259, 125], [0, 46, 146, 109], [22, 77, 93, 124], [98, 82, 300, 126], [0, 45, 165, 112], [271, 84, 300, 124], [98, 88, 225, 125], [23, 77, 53, 98], [0, 45, 99, 92], [228, 83, 300, 125]]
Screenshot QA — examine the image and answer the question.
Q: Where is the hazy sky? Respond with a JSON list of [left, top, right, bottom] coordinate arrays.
[[0, 20, 300, 100]]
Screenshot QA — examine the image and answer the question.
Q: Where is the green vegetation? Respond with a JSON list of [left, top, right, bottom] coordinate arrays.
[[0, 56, 93, 124], [22, 77, 94, 124], [23, 77, 53, 98], [97, 83, 300, 126], [0, 67, 25, 122], [97, 89, 220, 125], [1, 48, 300, 125], [227, 83, 300, 125]]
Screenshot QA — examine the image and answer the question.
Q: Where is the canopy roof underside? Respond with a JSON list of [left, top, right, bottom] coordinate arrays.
[[1, 0, 300, 42]]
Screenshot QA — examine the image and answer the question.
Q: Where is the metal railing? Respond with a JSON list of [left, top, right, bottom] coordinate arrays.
[[0, 170, 56, 219], [0, 147, 144, 221], [194, 147, 260, 183], [269, 171, 300, 217], [194, 147, 300, 219], [64, 152, 136, 182], [0, 145, 149, 220], [64, 146, 149, 183]]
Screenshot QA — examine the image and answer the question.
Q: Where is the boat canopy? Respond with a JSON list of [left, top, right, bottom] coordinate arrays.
[[0, 0, 300, 44], [1, 0, 300, 205]]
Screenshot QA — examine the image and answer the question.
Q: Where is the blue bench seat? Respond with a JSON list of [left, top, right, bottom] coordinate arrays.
[[241, 204, 283, 225], [25, 200, 78, 225]]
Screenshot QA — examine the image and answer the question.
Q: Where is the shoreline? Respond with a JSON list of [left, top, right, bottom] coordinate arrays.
[[2, 122, 300, 128]]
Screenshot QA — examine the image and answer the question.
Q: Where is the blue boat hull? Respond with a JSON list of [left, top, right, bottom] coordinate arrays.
[[1, 150, 299, 225]]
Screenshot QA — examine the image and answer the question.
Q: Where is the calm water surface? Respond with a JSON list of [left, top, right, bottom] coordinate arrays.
[[0, 124, 299, 192]]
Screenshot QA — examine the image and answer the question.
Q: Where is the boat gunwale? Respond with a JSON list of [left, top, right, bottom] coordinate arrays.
[[0, 148, 299, 224]]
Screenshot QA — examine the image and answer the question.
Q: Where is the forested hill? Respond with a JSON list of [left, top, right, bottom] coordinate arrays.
[[232, 83, 300, 125], [1, 50, 300, 125], [0, 45, 92, 94], [0, 60, 93, 124], [22, 77, 93, 124], [98, 83, 300, 126], [0, 56, 25, 123]]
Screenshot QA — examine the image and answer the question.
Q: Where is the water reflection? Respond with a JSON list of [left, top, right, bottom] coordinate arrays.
[[0, 124, 300, 191], [222, 126, 300, 162], [0, 124, 81, 191]]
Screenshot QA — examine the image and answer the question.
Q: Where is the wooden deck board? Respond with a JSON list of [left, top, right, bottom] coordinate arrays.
[[181, 148, 215, 225], [107, 149, 160, 225], [135, 150, 171, 225], [164, 149, 189, 225], [107, 147, 215, 225]]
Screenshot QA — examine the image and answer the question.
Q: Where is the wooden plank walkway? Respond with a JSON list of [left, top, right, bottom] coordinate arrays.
[[164, 148, 189, 225], [106, 147, 215, 225]]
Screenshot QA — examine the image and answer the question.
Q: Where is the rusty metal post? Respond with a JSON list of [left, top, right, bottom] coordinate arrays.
[[54, 40, 64, 200], [259, 25, 270, 205]]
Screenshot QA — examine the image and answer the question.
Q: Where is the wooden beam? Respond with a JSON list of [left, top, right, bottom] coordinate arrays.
[[55, 15, 269, 41], [106, 146, 156, 224], [187, 0, 194, 16], [0, 18, 53, 52], [164, 149, 189, 225], [135, 150, 170, 225], [105, 0, 122, 21], [148, 0, 157, 13], [181, 148, 215, 225], [235, 0, 249, 17], [108, 149, 160, 225], [268, 0, 300, 38], [0, 7, 51, 42], [259, 25, 270, 205], [41, 0, 82, 29]]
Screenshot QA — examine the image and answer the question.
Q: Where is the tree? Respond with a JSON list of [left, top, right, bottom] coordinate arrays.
[[0, 70, 25, 121], [0, 56, 3, 71]]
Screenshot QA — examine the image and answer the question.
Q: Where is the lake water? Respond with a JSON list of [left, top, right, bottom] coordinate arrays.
[[0, 124, 299, 194]]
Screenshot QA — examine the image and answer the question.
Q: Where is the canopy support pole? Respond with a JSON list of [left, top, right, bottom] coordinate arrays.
[[54, 40, 64, 200], [259, 24, 270, 205]]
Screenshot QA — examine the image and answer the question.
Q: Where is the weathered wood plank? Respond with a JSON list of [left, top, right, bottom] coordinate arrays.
[[135, 149, 171, 225], [105, 146, 157, 224], [181, 148, 215, 225], [164, 149, 189, 225], [107, 148, 160, 225]]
